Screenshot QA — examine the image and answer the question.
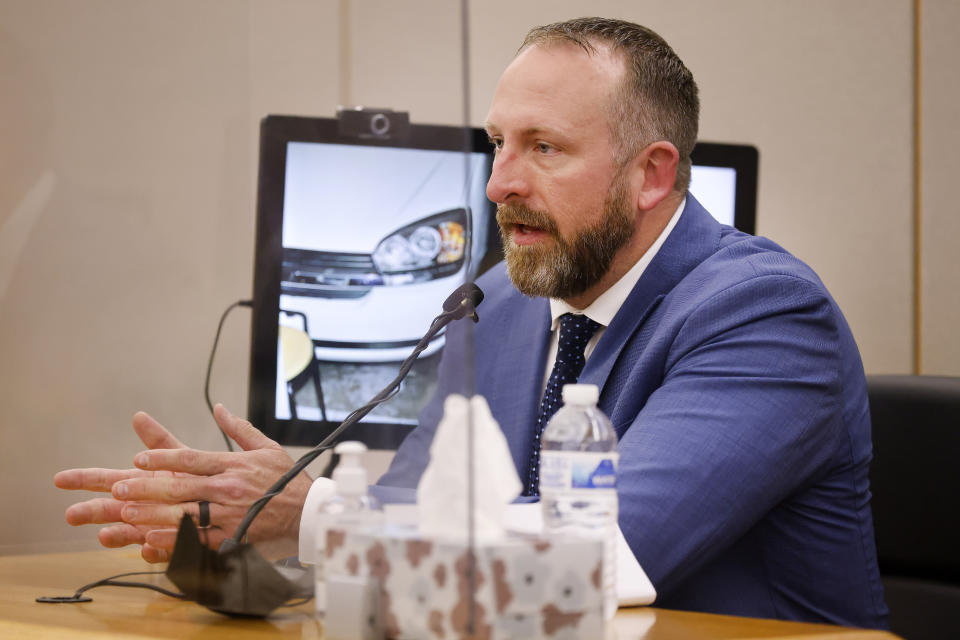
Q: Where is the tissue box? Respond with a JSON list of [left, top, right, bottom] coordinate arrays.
[[325, 526, 604, 639]]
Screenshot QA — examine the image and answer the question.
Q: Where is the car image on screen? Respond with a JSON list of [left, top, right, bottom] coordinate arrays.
[[278, 143, 493, 365]]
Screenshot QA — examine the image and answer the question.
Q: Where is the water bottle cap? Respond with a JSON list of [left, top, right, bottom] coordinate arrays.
[[562, 383, 599, 405]]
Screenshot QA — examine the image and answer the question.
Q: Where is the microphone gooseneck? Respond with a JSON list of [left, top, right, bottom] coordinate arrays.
[[222, 282, 485, 550]]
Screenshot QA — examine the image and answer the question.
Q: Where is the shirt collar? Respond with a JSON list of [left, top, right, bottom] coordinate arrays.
[[549, 196, 686, 330]]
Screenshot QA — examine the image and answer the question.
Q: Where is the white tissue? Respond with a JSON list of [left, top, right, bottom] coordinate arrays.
[[417, 394, 522, 541]]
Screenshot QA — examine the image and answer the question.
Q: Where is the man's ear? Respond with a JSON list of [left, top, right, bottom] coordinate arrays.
[[626, 141, 680, 211]]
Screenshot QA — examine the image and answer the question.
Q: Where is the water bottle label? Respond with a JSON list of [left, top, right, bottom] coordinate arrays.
[[539, 451, 618, 492]]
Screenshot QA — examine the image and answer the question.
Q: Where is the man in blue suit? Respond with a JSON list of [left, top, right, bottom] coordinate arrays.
[[55, 16, 886, 629], [379, 18, 888, 628]]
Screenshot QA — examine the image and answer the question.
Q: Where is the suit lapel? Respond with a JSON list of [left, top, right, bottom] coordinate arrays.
[[581, 196, 722, 395], [478, 293, 551, 475]]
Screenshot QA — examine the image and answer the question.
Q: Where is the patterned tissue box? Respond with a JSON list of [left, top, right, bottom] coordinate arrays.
[[325, 525, 605, 639]]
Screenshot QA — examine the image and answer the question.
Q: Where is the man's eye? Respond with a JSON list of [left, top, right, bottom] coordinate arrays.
[[488, 137, 503, 151], [536, 142, 555, 154]]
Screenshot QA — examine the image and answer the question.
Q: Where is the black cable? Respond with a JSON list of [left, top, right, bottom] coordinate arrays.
[[37, 571, 185, 603], [205, 299, 253, 452], [38, 568, 312, 607], [319, 452, 340, 479]]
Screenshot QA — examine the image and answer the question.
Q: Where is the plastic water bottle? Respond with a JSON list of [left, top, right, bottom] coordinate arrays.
[[539, 383, 619, 620]]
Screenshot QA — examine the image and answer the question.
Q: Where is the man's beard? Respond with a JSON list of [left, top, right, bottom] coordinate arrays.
[[496, 176, 635, 300]]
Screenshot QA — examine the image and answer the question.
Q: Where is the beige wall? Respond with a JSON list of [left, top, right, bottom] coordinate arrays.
[[921, 0, 960, 375], [0, 0, 954, 553], [0, 0, 340, 553]]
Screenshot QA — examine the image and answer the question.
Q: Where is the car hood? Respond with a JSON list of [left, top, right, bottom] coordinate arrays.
[[282, 143, 486, 254]]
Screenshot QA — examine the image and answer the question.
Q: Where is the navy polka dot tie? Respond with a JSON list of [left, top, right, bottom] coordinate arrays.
[[525, 313, 602, 496]]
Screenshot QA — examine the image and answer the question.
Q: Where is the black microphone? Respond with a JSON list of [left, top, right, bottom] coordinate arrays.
[[442, 282, 484, 322], [165, 282, 485, 616]]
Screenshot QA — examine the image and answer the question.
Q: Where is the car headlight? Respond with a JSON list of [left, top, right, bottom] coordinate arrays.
[[372, 208, 468, 276]]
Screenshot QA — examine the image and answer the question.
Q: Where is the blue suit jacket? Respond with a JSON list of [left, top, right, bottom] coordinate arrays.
[[379, 196, 888, 628]]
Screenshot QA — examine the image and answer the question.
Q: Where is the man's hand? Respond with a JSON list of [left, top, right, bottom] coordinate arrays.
[[55, 405, 311, 563], [118, 404, 311, 561], [54, 410, 191, 561]]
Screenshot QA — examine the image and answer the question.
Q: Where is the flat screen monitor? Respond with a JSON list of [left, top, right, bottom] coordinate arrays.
[[248, 115, 758, 448]]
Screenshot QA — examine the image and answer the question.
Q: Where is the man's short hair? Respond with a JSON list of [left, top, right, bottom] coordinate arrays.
[[520, 17, 700, 193]]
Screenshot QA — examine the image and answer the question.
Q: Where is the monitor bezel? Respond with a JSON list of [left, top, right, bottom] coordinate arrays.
[[690, 141, 759, 235], [248, 115, 493, 449]]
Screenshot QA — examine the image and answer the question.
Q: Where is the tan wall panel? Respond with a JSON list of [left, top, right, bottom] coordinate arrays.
[[0, 0, 339, 553], [921, 0, 960, 375], [349, 1, 463, 123]]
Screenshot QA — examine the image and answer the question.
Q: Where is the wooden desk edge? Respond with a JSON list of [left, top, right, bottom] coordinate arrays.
[[0, 549, 900, 639]]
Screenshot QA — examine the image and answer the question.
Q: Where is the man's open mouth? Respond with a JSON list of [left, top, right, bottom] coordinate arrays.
[[508, 222, 552, 246], [515, 223, 542, 235], [496, 204, 557, 246]]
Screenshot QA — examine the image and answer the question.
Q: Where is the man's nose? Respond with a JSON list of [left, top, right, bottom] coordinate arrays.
[[486, 149, 529, 203]]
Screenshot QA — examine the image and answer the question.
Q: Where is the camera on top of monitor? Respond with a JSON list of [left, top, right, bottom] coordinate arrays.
[[337, 106, 411, 140]]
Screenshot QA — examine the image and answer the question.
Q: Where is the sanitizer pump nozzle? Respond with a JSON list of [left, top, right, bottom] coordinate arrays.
[[331, 441, 368, 499]]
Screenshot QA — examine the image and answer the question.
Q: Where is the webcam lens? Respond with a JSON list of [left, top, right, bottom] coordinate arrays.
[[370, 113, 390, 135]]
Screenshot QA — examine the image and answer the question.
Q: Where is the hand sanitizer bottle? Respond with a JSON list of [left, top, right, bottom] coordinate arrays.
[[313, 441, 383, 616]]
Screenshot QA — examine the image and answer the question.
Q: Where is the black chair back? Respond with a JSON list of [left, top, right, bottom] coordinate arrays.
[[867, 375, 960, 639]]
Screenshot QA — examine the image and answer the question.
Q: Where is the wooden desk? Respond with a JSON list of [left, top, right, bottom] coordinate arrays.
[[0, 550, 898, 639]]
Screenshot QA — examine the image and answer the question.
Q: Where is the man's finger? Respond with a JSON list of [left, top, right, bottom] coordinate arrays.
[[54, 468, 152, 492], [133, 448, 234, 476], [132, 411, 185, 450], [65, 498, 125, 525], [143, 528, 178, 550], [145, 527, 228, 552], [121, 502, 185, 527], [121, 501, 225, 528], [142, 543, 171, 563], [113, 475, 209, 503], [213, 404, 278, 452], [97, 524, 147, 548]]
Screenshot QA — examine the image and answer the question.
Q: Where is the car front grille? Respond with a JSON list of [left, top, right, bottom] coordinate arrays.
[[281, 248, 378, 298], [282, 248, 375, 273]]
